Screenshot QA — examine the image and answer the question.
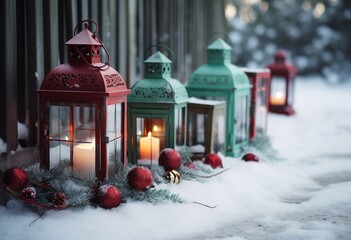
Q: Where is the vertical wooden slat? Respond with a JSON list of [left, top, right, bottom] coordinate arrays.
[[17, 0, 26, 124], [42, 0, 60, 75], [116, 0, 128, 85], [25, 0, 38, 146], [35, 0, 45, 86], [0, 0, 18, 152], [109, 0, 117, 68]]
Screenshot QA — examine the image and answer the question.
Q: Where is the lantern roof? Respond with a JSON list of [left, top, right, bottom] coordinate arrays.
[[39, 21, 129, 95], [187, 38, 251, 91], [144, 51, 172, 63], [267, 50, 297, 77], [65, 23, 101, 46], [207, 38, 232, 50], [128, 51, 188, 104]]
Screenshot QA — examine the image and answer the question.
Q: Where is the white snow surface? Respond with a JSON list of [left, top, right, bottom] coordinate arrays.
[[1, 78, 351, 240]]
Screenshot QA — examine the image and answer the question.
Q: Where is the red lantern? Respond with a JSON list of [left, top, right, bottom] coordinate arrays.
[[242, 68, 271, 140], [37, 20, 130, 180], [267, 50, 297, 115]]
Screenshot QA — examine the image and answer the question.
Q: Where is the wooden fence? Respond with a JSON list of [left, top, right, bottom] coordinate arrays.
[[0, 0, 227, 153]]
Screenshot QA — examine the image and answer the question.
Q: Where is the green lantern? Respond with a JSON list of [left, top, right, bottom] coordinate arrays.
[[127, 51, 188, 166], [187, 38, 251, 157]]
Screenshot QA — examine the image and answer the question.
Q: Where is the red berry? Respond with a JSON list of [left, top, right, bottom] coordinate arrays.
[[242, 153, 259, 162], [204, 153, 222, 169], [158, 148, 182, 171], [184, 162, 196, 170], [99, 185, 122, 209], [3, 167, 29, 190], [127, 167, 153, 191]]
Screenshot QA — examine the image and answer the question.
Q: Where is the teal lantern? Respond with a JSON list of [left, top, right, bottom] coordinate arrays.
[[187, 38, 251, 157], [127, 51, 188, 166]]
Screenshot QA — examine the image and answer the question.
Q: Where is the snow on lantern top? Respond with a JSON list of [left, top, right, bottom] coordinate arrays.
[[128, 51, 188, 104], [40, 21, 127, 94], [187, 38, 250, 90]]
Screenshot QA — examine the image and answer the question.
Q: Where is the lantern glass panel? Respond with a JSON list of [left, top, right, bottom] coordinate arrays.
[[107, 103, 122, 140], [49, 105, 71, 168], [256, 78, 269, 134], [73, 106, 95, 142], [175, 107, 186, 148], [136, 117, 165, 165], [107, 103, 123, 177], [288, 78, 294, 106], [235, 95, 248, 144], [188, 113, 206, 154], [213, 109, 226, 153], [108, 138, 122, 178], [270, 77, 286, 106]]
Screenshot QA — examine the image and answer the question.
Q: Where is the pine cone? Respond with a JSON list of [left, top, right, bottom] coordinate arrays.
[[52, 192, 66, 207], [22, 187, 36, 201]]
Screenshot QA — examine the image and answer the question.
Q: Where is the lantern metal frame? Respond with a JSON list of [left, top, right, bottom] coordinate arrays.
[[267, 50, 297, 115], [187, 38, 252, 157], [127, 51, 189, 166], [187, 98, 226, 160], [242, 68, 271, 140], [37, 20, 130, 180]]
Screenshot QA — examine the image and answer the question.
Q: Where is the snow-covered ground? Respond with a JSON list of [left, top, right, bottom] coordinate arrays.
[[1, 78, 351, 240]]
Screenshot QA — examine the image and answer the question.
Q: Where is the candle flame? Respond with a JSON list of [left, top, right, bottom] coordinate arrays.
[[275, 91, 284, 99], [65, 136, 69, 141], [153, 125, 158, 132], [147, 131, 152, 138]]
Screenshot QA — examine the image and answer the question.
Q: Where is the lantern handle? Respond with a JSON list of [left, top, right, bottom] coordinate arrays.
[[73, 20, 111, 71], [144, 44, 176, 62], [206, 32, 233, 46]]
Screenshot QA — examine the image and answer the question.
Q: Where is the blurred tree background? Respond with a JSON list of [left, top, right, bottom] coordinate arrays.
[[225, 0, 351, 83]]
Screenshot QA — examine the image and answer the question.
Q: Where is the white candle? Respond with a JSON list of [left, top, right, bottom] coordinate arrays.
[[73, 142, 95, 176], [139, 131, 160, 161], [270, 91, 285, 105]]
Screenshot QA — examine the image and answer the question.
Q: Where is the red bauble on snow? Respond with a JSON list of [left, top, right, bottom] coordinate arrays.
[[3, 167, 29, 190], [98, 185, 122, 209], [242, 153, 259, 162], [127, 167, 154, 191], [158, 148, 182, 171], [204, 153, 223, 169]]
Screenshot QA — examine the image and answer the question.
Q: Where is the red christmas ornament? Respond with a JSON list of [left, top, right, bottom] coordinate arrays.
[[204, 153, 223, 169], [158, 148, 182, 171], [52, 192, 66, 207], [3, 167, 29, 190], [98, 185, 122, 209], [127, 167, 154, 191], [22, 187, 36, 201], [242, 153, 259, 162], [184, 162, 196, 170]]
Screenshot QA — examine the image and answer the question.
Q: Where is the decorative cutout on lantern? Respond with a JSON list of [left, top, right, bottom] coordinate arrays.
[[242, 68, 271, 140], [127, 47, 188, 166], [37, 20, 130, 180], [187, 38, 252, 157], [267, 50, 297, 115]]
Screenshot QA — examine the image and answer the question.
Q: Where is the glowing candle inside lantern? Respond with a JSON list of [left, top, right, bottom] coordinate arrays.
[[270, 91, 285, 105], [73, 141, 95, 175], [139, 131, 160, 161]]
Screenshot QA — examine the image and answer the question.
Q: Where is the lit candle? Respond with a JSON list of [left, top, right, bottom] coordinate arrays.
[[73, 141, 95, 176], [270, 91, 285, 105], [139, 131, 160, 161]]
